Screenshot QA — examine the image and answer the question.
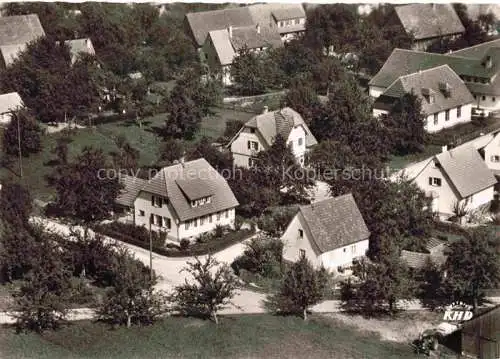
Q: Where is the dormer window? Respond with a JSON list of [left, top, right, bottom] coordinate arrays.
[[439, 82, 452, 98], [422, 87, 435, 103], [191, 196, 212, 208]]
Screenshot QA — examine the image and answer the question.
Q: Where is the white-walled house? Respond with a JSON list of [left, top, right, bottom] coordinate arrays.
[[0, 92, 24, 125], [115, 158, 239, 241], [373, 65, 474, 133], [281, 194, 371, 272], [227, 107, 318, 168], [393, 145, 497, 218]]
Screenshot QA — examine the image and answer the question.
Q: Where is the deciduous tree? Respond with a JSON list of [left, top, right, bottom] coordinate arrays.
[[3, 110, 42, 157]]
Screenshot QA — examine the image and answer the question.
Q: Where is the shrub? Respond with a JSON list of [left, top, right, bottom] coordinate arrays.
[[180, 238, 190, 251], [214, 224, 225, 239], [234, 215, 244, 231], [196, 232, 212, 244], [256, 205, 298, 236], [232, 234, 283, 278]]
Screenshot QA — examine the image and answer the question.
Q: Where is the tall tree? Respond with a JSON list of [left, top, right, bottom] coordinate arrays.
[[49, 146, 122, 223], [382, 92, 426, 155], [281, 79, 323, 125], [230, 47, 267, 95], [443, 227, 500, 311], [3, 110, 42, 157], [0, 181, 32, 227]]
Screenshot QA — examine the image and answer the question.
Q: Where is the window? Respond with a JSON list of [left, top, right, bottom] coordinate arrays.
[[185, 221, 190, 230], [343, 248, 347, 253], [225, 210, 229, 218], [164, 217, 171, 229], [139, 210, 145, 216], [482, 96, 486, 101], [351, 245, 356, 254], [433, 113, 439, 125], [428, 177, 442, 187], [193, 219, 198, 227], [491, 155, 500, 162], [200, 216, 205, 225], [155, 215, 162, 226], [247, 141, 258, 150], [445, 110, 450, 121], [191, 200, 197, 208], [298, 138, 303, 146], [299, 249, 305, 258], [151, 196, 162, 207], [294, 18, 299, 25], [298, 229, 303, 238], [249, 128, 255, 133], [457, 105, 462, 118], [493, 97, 496, 102], [217, 212, 221, 221], [248, 158, 254, 167], [206, 196, 211, 204], [209, 215, 213, 223]]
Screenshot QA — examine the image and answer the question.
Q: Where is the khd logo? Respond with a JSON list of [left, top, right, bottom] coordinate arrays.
[[443, 301, 474, 322]]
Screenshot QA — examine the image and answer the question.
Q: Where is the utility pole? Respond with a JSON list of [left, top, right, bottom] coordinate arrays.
[[149, 214, 153, 279], [17, 115, 23, 178]]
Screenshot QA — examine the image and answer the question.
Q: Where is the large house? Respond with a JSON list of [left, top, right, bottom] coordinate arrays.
[[394, 4, 465, 51], [116, 158, 239, 241], [460, 305, 500, 359], [0, 92, 24, 125], [373, 65, 475, 133], [186, 4, 305, 84], [202, 24, 283, 85], [393, 145, 497, 219], [0, 14, 45, 67], [281, 194, 371, 272], [370, 39, 500, 112], [227, 107, 317, 168]]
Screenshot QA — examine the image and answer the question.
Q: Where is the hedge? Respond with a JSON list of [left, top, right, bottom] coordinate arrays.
[[432, 220, 470, 238], [94, 222, 256, 257]]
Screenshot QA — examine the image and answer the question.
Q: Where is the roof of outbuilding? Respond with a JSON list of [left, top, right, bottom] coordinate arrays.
[[116, 175, 147, 208], [298, 193, 371, 254], [450, 38, 500, 59], [0, 14, 45, 47], [394, 4, 465, 40], [0, 92, 23, 114], [136, 158, 239, 222], [239, 107, 318, 149], [374, 65, 475, 115], [435, 145, 497, 198]]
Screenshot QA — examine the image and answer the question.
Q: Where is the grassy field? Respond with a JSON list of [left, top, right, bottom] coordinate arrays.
[[387, 144, 441, 173], [0, 315, 421, 359], [0, 108, 254, 202]]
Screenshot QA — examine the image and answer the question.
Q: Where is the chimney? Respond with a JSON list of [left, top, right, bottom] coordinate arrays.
[[228, 25, 233, 39], [256, 23, 261, 34], [441, 145, 448, 153], [262, 106, 268, 114]]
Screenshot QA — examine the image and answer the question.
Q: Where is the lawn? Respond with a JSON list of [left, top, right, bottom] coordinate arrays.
[[387, 144, 441, 173], [0, 108, 254, 202], [0, 315, 422, 359]]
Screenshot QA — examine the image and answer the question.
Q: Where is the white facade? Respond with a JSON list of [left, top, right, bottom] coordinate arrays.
[[473, 93, 500, 111], [424, 103, 473, 133], [412, 159, 494, 216], [133, 191, 236, 241], [281, 212, 369, 272], [230, 123, 308, 168], [483, 133, 500, 171], [369, 86, 386, 98]]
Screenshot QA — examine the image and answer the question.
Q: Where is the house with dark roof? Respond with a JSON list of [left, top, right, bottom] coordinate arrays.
[[370, 38, 500, 112], [0, 92, 23, 125], [227, 107, 317, 168], [392, 145, 497, 219], [0, 14, 45, 67], [185, 4, 305, 48], [202, 24, 283, 85], [460, 305, 500, 359], [373, 65, 475, 133], [281, 194, 370, 272], [115, 158, 239, 241], [394, 4, 465, 51]]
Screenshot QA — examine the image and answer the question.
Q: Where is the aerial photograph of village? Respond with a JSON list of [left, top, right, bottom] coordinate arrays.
[[0, 1, 498, 358]]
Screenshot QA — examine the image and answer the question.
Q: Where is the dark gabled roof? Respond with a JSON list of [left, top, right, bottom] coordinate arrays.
[[394, 4, 465, 40], [116, 175, 147, 208], [375, 65, 474, 115], [230, 26, 282, 51], [369, 49, 494, 89], [237, 107, 318, 149], [248, 3, 305, 27], [450, 38, 500, 59], [138, 158, 239, 222], [299, 194, 370, 254], [175, 178, 214, 201], [435, 145, 497, 198], [270, 6, 305, 21], [0, 14, 45, 47], [186, 7, 254, 47]]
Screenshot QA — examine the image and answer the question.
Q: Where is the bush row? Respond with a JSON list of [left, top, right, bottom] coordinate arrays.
[[94, 222, 256, 257]]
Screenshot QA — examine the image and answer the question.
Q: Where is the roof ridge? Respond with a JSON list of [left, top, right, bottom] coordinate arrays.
[[450, 37, 500, 55]]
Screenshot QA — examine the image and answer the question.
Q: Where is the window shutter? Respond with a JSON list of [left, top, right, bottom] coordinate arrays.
[[158, 197, 162, 207], [428, 177, 433, 185], [247, 141, 251, 149], [151, 195, 155, 206]]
